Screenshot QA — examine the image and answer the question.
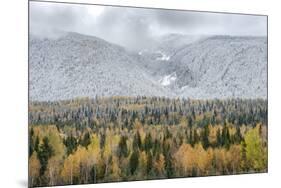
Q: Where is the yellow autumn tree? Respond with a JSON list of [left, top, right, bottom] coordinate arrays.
[[194, 143, 212, 176], [154, 153, 165, 177], [86, 134, 101, 183], [103, 134, 112, 177], [45, 156, 62, 186], [60, 151, 80, 184], [109, 156, 121, 181], [227, 144, 241, 173], [29, 151, 41, 187], [244, 126, 267, 171], [213, 148, 228, 175], [138, 151, 148, 177], [174, 144, 195, 176], [47, 127, 66, 159]]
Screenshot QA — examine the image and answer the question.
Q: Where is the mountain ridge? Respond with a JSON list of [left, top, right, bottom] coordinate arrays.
[[29, 32, 267, 101]]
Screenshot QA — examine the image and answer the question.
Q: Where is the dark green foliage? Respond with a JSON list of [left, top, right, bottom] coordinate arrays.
[[233, 126, 243, 144], [216, 129, 222, 147], [64, 135, 78, 155], [202, 125, 210, 149], [129, 150, 139, 175], [29, 128, 34, 156], [188, 116, 193, 128], [29, 97, 267, 131], [29, 130, 39, 157], [118, 135, 128, 158], [164, 153, 174, 178], [146, 151, 153, 175], [222, 125, 230, 149], [38, 137, 54, 176], [133, 131, 142, 150], [153, 139, 161, 155], [80, 132, 91, 148], [34, 136, 39, 153], [144, 133, 153, 152]]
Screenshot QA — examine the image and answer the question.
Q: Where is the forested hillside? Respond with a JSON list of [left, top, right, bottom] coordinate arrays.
[[28, 97, 267, 187], [29, 33, 267, 101]]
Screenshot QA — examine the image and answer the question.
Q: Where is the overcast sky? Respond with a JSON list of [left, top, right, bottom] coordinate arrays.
[[30, 1, 267, 50]]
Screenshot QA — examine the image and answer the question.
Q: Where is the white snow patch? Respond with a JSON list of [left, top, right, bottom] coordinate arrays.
[[156, 51, 170, 61], [159, 73, 177, 86]]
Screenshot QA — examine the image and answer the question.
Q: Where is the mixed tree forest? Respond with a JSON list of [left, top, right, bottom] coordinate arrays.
[[28, 96, 267, 187]]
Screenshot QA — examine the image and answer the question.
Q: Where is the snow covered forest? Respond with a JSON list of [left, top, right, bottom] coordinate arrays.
[[29, 32, 267, 101]]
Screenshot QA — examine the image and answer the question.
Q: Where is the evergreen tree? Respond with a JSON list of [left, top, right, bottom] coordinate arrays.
[[233, 126, 242, 144], [133, 131, 142, 150], [129, 150, 139, 175], [146, 151, 153, 176], [202, 125, 210, 149], [34, 136, 39, 153], [64, 135, 78, 155], [38, 136, 54, 176], [222, 125, 230, 149], [117, 135, 128, 158], [144, 132, 153, 152], [164, 153, 174, 178], [29, 128, 34, 157], [216, 129, 222, 147], [80, 132, 91, 148]]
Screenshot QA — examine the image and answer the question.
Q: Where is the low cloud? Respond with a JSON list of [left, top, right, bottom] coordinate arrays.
[[30, 1, 267, 50]]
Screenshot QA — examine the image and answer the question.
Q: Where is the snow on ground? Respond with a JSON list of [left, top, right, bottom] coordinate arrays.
[[159, 73, 177, 86], [156, 51, 170, 61]]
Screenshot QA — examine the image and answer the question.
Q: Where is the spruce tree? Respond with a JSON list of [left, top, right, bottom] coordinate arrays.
[[38, 136, 54, 176], [129, 150, 139, 175], [117, 135, 128, 158]]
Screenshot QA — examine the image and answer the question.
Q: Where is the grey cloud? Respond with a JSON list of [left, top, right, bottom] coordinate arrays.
[[30, 1, 267, 50], [30, 2, 88, 38], [93, 7, 157, 50]]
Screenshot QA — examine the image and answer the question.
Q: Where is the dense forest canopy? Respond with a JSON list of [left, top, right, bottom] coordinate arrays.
[[28, 96, 267, 187]]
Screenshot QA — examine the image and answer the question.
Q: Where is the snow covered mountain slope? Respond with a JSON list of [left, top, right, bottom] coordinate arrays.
[[154, 35, 267, 99], [29, 32, 171, 101], [29, 32, 267, 101], [136, 34, 204, 75]]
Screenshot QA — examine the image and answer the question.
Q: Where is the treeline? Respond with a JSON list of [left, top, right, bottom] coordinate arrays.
[[28, 97, 267, 187], [29, 96, 267, 130]]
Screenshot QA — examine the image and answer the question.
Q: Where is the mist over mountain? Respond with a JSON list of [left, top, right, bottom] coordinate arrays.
[[29, 32, 267, 101], [142, 35, 267, 99]]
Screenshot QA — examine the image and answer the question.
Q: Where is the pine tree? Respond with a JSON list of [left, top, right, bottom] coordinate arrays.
[[29, 128, 35, 156], [233, 126, 242, 144], [133, 131, 142, 150], [129, 150, 139, 175], [144, 132, 153, 152], [64, 135, 78, 155], [146, 151, 153, 176], [117, 135, 128, 158], [164, 153, 174, 178], [222, 125, 230, 149], [202, 125, 210, 149], [80, 132, 91, 148], [38, 136, 54, 176], [216, 129, 222, 147], [34, 136, 39, 153]]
